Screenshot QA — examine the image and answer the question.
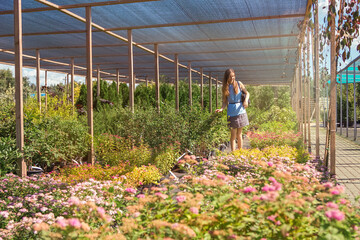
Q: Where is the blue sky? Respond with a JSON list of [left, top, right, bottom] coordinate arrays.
[[0, 0, 358, 85]]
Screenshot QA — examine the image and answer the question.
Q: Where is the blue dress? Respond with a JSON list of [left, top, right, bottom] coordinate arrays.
[[227, 83, 246, 117]]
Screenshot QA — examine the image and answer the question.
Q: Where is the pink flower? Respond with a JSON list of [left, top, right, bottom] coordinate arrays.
[[330, 186, 344, 195], [56, 218, 68, 228], [137, 194, 145, 198], [68, 196, 80, 206], [243, 187, 257, 193], [155, 192, 168, 199], [276, 220, 281, 225], [176, 195, 186, 203], [326, 202, 339, 209], [267, 162, 274, 167], [325, 210, 345, 221], [339, 199, 348, 205], [97, 207, 105, 216], [262, 185, 275, 192], [268, 177, 276, 183], [132, 212, 141, 218], [189, 207, 199, 214], [68, 218, 82, 229], [323, 182, 333, 188], [125, 188, 137, 194], [216, 174, 227, 180], [267, 215, 276, 222], [0, 211, 9, 218]]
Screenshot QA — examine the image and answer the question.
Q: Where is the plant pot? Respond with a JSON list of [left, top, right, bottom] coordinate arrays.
[[27, 170, 43, 176]]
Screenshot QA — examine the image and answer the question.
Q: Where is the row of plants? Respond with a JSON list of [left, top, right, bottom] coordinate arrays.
[[0, 144, 357, 239]]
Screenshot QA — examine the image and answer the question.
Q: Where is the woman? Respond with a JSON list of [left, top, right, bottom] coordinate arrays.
[[215, 69, 249, 151]]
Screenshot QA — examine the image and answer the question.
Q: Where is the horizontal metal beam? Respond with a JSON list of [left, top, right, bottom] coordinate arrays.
[[161, 46, 297, 55], [0, 0, 159, 15]]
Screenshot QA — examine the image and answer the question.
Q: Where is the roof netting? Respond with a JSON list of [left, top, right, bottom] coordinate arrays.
[[0, 0, 309, 85]]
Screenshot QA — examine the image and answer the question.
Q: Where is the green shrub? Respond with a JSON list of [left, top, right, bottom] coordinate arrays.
[[0, 137, 21, 176], [95, 133, 152, 167], [125, 165, 162, 186], [153, 145, 179, 174], [0, 102, 16, 138], [25, 117, 90, 170]]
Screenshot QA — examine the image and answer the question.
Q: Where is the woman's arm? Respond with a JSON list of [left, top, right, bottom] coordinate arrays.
[[215, 99, 228, 112], [239, 82, 250, 108]]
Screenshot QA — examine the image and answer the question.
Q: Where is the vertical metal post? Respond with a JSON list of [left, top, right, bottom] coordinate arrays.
[[36, 49, 41, 113], [354, 62, 357, 141], [200, 67, 204, 109], [97, 65, 100, 97], [86, 6, 94, 165], [315, 0, 320, 158], [175, 54, 179, 111], [14, 0, 26, 177], [188, 62, 192, 108], [116, 68, 119, 94], [340, 74, 342, 135], [329, 0, 336, 175], [71, 58, 75, 106], [128, 29, 134, 113], [209, 72, 212, 113], [45, 70, 48, 112], [145, 75, 148, 87], [216, 76, 219, 109], [299, 50, 303, 134], [346, 69, 349, 137], [154, 43, 160, 113], [303, 44, 307, 144], [307, 27, 311, 151]]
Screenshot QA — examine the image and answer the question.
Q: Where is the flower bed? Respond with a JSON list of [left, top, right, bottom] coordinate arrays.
[[1, 146, 359, 239]]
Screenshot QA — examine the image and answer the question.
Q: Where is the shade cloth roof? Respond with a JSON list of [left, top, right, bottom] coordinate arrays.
[[0, 0, 309, 85]]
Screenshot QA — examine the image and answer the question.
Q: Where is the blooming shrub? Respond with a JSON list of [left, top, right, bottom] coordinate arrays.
[[55, 163, 132, 183], [125, 165, 162, 186], [2, 147, 360, 239]]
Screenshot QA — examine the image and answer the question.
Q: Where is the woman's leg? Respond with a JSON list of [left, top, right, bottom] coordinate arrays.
[[230, 128, 237, 151], [236, 127, 243, 149]]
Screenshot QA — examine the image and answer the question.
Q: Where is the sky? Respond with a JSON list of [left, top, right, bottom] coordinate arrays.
[[0, 0, 359, 86]]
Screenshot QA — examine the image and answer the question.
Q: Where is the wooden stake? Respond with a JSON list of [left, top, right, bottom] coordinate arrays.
[[307, 27, 311, 151]]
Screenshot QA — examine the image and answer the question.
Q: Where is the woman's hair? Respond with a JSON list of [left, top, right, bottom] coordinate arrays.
[[222, 68, 239, 103]]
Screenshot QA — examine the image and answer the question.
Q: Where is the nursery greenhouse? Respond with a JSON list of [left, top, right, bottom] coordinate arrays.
[[1, 0, 360, 239]]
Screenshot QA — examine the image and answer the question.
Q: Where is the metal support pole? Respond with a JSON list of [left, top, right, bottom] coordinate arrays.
[[71, 57, 75, 106], [346, 69, 349, 137], [209, 72, 212, 113], [200, 67, 204, 109], [175, 54, 179, 111], [86, 6, 94, 165], [315, 0, 320, 158], [188, 62, 192, 108], [36, 49, 41, 113], [354, 62, 357, 141], [128, 29, 134, 113], [116, 68, 119, 94], [329, 0, 336, 175], [299, 50, 303, 134], [216, 76, 219, 109], [14, 0, 26, 177], [307, 27, 311, 151], [97, 65, 100, 97], [154, 43, 160, 113], [45, 70, 48, 112], [340, 75, 342, 135]]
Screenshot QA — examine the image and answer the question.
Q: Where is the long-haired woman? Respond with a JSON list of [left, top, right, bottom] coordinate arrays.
[[215, 69, 249, 151]]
